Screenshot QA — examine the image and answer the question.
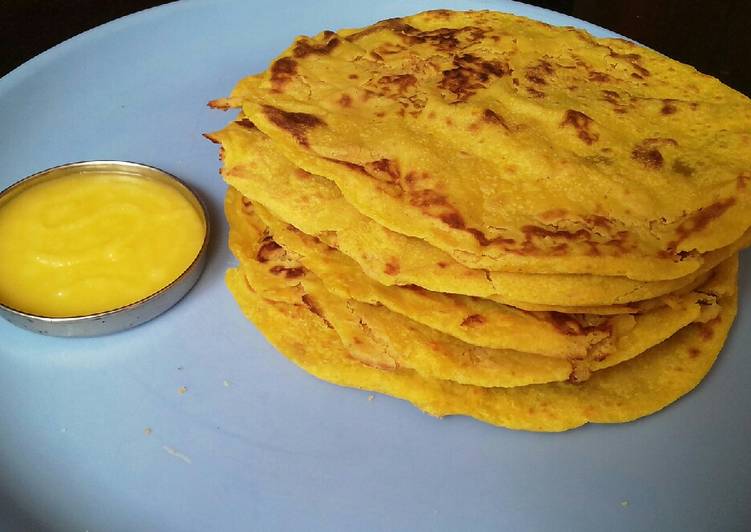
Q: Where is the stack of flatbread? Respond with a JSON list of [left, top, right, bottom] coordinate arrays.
[[206, 10, 751, 431]]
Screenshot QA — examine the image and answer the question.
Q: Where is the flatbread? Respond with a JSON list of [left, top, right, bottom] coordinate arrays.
[[226, 264, 737, 431], [218, 10, 751, 280]]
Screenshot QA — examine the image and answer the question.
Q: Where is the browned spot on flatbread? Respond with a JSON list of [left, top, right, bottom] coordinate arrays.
[[384, 258, 400, 276], [366, 158, 401, 183], [699, 316, 720, 341], [483, 109, 511, 131], [688, 347, 701, 358], [438, 53, 511, 102], [631, 138, 677, 169], [610, 50, 650, 77], [661, 99, 678, 115], [378, 74, 418, 95], [667, 198, 736, 251], [270, 57, 298, 93], [461, 314, 486, 327], [301, 294, 333, 328], [293, 36, 340, 58], [588, 71, 611, 82], [256, 238, 283, 263], [262, 105, 325, 148], [525, 60, 554, 85], [524, 225, 591, 242], [561, 110, 599, 145], [526, 87, 545, 98], [436, 261, 448, 269], [348, 73, 359, 80], [337, 94, 352, 108], [235, 118, 257, 130], [269, 265, 305, 279]]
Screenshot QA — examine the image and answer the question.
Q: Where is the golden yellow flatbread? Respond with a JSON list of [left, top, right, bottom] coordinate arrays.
[[226, 188, 735, 388], [210, 117, 749, 308], [217, 10, 751, 280], [226, 264, 737, 431]]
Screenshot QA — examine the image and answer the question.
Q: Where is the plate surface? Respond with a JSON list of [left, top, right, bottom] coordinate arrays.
[[1, 1, 749, 531]]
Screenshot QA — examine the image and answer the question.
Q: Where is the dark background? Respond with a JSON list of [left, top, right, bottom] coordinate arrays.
[[2, 0, 750, 97]]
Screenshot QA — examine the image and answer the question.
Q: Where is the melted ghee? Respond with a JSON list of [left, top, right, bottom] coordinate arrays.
[[0, 172, 205, 317]]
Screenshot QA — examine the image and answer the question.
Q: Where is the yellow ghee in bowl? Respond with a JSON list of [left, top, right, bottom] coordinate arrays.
[[0, 170, 206, 317]]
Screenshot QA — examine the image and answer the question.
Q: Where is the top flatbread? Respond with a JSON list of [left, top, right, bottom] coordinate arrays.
[[216, 9, 751, 280]]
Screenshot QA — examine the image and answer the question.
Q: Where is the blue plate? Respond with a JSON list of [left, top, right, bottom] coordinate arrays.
[[1, 1, 749, 531]]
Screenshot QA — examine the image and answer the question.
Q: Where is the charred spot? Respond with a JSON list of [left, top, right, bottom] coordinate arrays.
[[436, 261, 448, 269], [668, 198, 736, 250], [438, 54, 511, 102], [293, 36, 340, 58], [661, 99, 678, 115], [483, 109, 511, 131], [588, 71, 611, 82], [601, 90, 619, 104], [672, 159, 695, 177], [525, 60, 554, 85], [256, 238, 283, 263], [610, 50, 650, 77], [269, 265, 305, 279], [440, 212, 465, 229], [366, 158, 400, 183], [263, 105, 325, 148], [337, 94, 352, 108], [699, 317, 720, 341], [301, 294, 332, 328], [632, 138, 679, 169], [348, 74, 359, 80], [270, 57, 298, 92], [236, 118, 257, 130], [561, 110, 599, 145], [466, 228, 515, 247], [377, 74, 418, 95], [461, 314, 486, 327], [523, 225, 591, 242], [737, 172, 751, 190], [526, 87, 545, 98], [688, 347, 701, 358], [383, 258, 400, 276]]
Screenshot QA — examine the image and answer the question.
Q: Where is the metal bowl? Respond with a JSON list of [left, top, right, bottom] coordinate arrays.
[[0, 161, 210, 337]]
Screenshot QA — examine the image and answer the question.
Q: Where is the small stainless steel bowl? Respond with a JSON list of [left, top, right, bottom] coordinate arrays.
[[0, 161, 210, 337]]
